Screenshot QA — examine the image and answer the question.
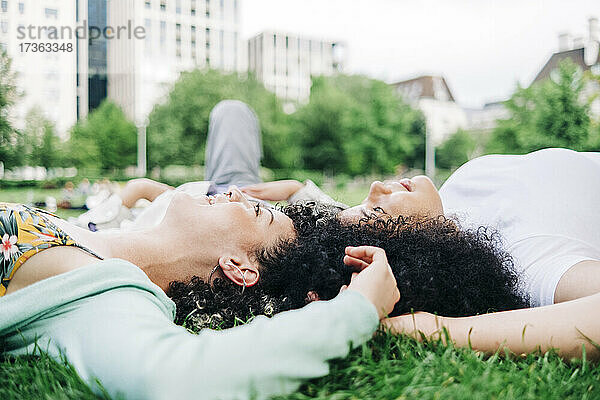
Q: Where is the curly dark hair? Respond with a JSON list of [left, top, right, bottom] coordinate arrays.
[[167, 202, 529, 331]]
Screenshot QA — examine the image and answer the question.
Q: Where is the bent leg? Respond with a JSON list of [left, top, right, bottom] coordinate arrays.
[[204, 100, 262, 192], [120, 178, 174, 208]]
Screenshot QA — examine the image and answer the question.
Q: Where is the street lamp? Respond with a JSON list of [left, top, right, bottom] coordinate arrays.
[[137, 116, 148, 177], [425, 121, 435, 180]]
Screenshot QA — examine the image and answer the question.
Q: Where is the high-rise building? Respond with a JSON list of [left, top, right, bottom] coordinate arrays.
[[248, 31, 345, 104], [0, 0, 77, 137], [1, 0, 242, 136], [79, 0, 243, 125]]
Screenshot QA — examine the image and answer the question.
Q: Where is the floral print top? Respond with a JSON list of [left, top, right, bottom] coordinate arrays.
[[0, 203, 102, 297]]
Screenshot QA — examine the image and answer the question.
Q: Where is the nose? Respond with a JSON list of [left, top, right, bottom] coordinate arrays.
[[368, 181, 391, 198], [227, 187, 252, 208]]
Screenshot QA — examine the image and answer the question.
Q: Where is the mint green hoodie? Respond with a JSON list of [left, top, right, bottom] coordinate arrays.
[[0, 259, 378, 400]]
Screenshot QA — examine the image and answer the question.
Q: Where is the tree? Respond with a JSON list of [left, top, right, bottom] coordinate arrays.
[[436, 129, 476, 170], [294, 75, 425, 175], [147, 69, 295, 169], [487, 59, 592, 154], [67, 100, 137, 171], [21, 107, 61, 168], [0, 50, 22, 169]]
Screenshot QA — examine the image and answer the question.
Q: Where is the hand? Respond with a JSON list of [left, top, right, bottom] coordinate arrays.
[[344, 246, 400, 319], [240, 180, 303, 201]]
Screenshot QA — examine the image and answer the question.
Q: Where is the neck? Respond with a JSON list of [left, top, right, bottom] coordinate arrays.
[[102, 227, 215, 292]]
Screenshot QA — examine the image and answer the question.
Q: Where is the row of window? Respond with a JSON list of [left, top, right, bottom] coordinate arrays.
[[0, 1, 58, 18], [144, 0, 236, 20]]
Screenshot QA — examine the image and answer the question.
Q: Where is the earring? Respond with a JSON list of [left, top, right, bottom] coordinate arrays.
[[208, 263, 248, 295]]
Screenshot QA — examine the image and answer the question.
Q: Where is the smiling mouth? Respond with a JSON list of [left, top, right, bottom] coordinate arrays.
[[399, 179, 413, 192]]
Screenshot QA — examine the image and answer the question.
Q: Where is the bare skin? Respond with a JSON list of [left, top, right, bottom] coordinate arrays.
[[245, 177, 600, 360], [6, 188, 295, 295]]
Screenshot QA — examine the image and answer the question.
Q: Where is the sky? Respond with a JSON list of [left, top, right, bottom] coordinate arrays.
[[240, 0, 600, 108]]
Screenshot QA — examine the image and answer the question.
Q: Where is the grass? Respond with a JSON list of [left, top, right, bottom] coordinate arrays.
[[1, 184, 599, 399], [2, 332, 599, 399]]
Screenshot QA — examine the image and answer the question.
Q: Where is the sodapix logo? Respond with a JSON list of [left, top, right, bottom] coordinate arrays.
[[16, 20, 146, 43]]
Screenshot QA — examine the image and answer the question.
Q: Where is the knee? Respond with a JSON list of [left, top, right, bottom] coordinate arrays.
[[210, 100, 257, 122], [124, 178, 155, 192]]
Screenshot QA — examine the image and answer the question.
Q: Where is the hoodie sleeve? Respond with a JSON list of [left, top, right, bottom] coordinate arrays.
[[44, 288, 378, 400]]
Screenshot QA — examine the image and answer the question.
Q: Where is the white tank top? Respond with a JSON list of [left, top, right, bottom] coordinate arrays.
[[439, 148, 600, 306]]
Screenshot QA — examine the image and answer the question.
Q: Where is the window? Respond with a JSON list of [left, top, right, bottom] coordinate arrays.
[[191, 25, 196, 44], [145, 0, 151, 9], [144, 19, 152, 54], [160, 20, 166, 49], [45, 7, 58, 19], [160, 0, 166, 11], [190, 0, 196, 15], [176, 0, 181, 14], [0, 20, 7, 33], [233, 0, 238, 23], [1, 1, 6, 13], [18, 2, 24, 14], [219, 0, 224, 20], [205, 0, 210, 18]]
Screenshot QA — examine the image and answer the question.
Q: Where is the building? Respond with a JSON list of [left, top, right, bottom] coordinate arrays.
[[464, 101, 510, 133], [392, 75, 467, 146], [0, 0, 78, 137], [531, 17, 600, 117], [0, 0, 242, 137], [247, 31, 345, 104], [79, 0, 243, 126]]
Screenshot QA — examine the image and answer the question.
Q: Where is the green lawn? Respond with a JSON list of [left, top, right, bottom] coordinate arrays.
[[1, 184, 598, 399]]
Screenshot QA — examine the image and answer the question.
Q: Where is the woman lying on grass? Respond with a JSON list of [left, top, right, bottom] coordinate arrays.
[[241, 147, 600, 360], [0, 185, 405, 399]]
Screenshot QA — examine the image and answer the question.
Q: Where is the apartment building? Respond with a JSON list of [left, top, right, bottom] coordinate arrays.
[[0, 0, 242, 135], [79, 0, 243, 125], [248, 31, 345, 103], [0, 0, 77, 136]]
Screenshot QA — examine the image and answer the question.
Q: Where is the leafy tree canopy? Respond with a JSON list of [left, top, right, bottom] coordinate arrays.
[[294, 75, 425, 175], [67, 100, 137, 171], [487, 59, 593, 154], [147, 69, 293, 169], [0, 50, 21, 169]]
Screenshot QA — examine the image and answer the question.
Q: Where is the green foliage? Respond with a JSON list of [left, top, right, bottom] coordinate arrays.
[[67, 100, 137, 171], [147, 70, 425, 176], [294, 75, 426, 175], [0, 354, 113, 400], [3, 332, 600, 400], [147, 69, 295, 169], [278, 332, 600, 400], [487, 59, 593, 154], [436, 129, 477, 170], [21, 107, 62, 168], [0, 50, 21, 169]]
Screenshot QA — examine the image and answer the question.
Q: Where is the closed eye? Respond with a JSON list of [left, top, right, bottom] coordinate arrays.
[[252, 202, 274, 225]]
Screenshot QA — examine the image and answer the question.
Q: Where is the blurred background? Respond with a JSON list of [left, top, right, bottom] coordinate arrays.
[[0, 0, 599, 215]]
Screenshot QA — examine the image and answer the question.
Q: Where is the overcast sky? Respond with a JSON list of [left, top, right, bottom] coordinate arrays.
[[240, 0, 599, 108]]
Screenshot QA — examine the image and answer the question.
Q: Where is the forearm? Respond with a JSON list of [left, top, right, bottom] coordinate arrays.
[[392, 293, 600, 360], [288, 180, 348, 209], [56, 289, 378, 400]]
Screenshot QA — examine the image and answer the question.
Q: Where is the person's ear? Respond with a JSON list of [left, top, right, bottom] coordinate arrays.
[[305, 291, 320, 303], [218, 256, 260, 287]]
